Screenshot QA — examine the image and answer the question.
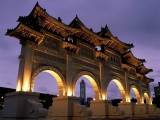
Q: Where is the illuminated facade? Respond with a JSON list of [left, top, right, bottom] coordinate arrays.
[[5, 2, 160, 119]]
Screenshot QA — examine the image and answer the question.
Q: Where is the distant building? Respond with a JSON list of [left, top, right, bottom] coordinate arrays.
[[153, 82, 160, 108], [80, 80, 86, 105], [0, 87, 56, 110], [154, 82, 160, 96]]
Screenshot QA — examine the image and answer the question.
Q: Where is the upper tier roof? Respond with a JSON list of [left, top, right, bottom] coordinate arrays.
[[8, 2, 133, 54]]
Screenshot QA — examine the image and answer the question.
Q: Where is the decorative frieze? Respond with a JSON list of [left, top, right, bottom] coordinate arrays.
[[73, 58, 99, 70], [34, 50, 66, 65], [43, 36, 60, 51], [107, 54, 120, 66], [80, 45, 94, 60]]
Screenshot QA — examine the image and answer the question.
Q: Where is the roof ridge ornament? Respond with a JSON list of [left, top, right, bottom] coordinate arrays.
[[75, 14, 79, 21], [105, 24, 109, 29], [35, 1, 39, 6]]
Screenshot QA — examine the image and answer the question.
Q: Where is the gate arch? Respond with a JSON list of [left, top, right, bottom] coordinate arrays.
[[73, 71, 100, 100], [31, 66, 66, 96], [130, 85, 141, 104], [143, 91, 150, 104], [106, 78, 127, 103]]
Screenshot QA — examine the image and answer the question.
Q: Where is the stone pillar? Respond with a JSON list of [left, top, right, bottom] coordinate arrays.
[[16, 40, 35, 92], [66, 53, 73, 96], [124, 69, 130, 103], [99, 62, 107, 100]]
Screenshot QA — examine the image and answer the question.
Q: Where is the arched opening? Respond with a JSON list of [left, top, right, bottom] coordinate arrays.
[[73, 72, 100, 101], [130, 85, 141, 104], [143, 92, 150, 104], [106, 79, 126, 104], [130, 88, 137, 103], [34, 72, 58, 95], [31, 66, 65, 97], [74, 76, 94, 105]]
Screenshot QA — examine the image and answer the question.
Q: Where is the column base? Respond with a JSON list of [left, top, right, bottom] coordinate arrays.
[[90, 100, 124, 119], [48, 96, 92, 120], [2, 92, 47, 119], [146, 104, 160, 117], [118, 102, 148, 118]]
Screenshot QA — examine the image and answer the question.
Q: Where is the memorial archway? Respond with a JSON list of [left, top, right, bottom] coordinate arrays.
[[106, 79, 126, 103], [31, 66, 66, 96], [73, 71, 100, 100], [130, 85, 141, 104]]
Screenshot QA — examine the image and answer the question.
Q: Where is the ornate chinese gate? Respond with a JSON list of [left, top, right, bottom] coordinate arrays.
[[7, 3, 153, 105]]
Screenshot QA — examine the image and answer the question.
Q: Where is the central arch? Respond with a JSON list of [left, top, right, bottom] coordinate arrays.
[[73, 71, 100, 100], [106, 78, 126, 103], [130, 85, 141, 104], [31, 66, 66, 96]]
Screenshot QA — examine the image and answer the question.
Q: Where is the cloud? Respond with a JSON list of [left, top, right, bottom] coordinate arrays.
[[37, 86, 49, 94]]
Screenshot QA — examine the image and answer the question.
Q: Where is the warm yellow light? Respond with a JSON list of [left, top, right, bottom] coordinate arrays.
[[22, 83, 30, 92], [102, 94, 106, 100], [22, 71, 31, 92], [141, 97, 144, 104], [83, 75, 100, 100], [112, 79, 127, 102], [93, 98, 95, 100], [16, 80, 22, 91], [126, 96, 131, 103], [44, 70, 64, 96], [67, 88, 72, 96]]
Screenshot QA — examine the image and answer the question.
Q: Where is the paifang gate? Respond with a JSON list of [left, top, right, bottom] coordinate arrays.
[[6, 3, 153, 105]]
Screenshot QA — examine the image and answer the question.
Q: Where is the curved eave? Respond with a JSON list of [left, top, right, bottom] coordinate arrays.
[[6, 23, 44, 44], [28, 2, 80, 37], [123, 51, 145, 67], [98, 26, 134, 50], [137, 64, 153, 75], [97, 27, 134, 54], [69, 16, 111, 46], [146, 77, 154, 83], [111, 36, 134, 50]]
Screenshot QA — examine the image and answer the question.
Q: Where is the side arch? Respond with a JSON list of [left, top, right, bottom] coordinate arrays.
[[31, 66, 66, 96], [142, 91, 151, 104], [105, 77, 127, 103], [72, 71, 100, 100], [130, 85, 141, 104]]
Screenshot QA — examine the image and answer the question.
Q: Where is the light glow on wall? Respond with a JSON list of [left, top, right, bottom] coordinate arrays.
[[83, 75, 100, 100], [102, 94, 106, 100], [67, 88, 72, 96], [16, 80, 22, 91], [109, 79, 127, 103], [126, 95, 131, 102]]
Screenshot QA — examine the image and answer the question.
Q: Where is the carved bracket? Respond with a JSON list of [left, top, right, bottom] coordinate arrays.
[[63, 41, 79, 53], [95, 51, 109, 61]]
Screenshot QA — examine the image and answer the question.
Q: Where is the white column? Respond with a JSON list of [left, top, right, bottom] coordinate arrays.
[[16, 40, 35, 92]]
